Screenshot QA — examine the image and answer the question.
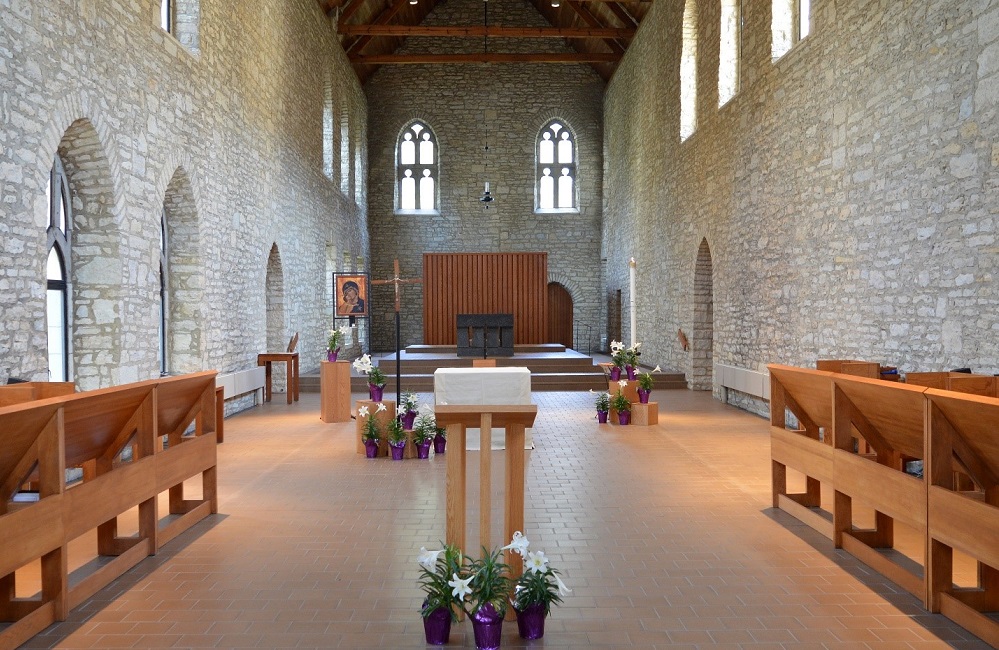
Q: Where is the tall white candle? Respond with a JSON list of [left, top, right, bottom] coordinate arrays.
[[629, 257, 637, 348], [484, 181, 490, 192]]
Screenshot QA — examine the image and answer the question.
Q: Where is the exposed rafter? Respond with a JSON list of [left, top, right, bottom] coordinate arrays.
[[562, 1, 625, 53], [602, 2, 639, 29], [338, 24, 636, 38], [346, 0, 412, 53], [349, 52, 621, 64]]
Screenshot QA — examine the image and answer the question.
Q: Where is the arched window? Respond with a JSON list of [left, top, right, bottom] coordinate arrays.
[[536, 121, 577, 211], [718, 0, 740, 106], [159, 209, 169, 375], [46, 157, 72, 382], [680, 0, 698, 141], [396, 121, 438, 212], [772, 0, 810, 60], [160, 0, 172, 32]]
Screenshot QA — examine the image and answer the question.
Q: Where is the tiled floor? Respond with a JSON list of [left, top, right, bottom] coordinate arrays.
[[17, 390, 995, 649]]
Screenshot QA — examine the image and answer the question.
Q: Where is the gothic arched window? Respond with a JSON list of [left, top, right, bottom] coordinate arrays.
[[46, 156, 72, 382], [536, 121, 577, 211], [397, 121, 438, 213]]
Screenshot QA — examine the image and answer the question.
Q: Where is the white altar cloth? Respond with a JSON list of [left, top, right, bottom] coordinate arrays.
[[433, 367, 534, 449]]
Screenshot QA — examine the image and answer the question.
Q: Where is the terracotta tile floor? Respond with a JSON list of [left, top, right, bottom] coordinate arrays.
[[16, 390, 995, 649]]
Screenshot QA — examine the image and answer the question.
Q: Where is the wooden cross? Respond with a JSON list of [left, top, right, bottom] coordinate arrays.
[[372, 260, 422, 405], [372, 259, 422, 312]]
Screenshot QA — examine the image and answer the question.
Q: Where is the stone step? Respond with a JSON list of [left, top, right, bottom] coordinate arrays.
[[300, 371, 687, 393]]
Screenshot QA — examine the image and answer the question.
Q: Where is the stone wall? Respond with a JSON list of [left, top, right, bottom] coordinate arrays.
[[604, 0, 999, 401], [0, 0, 367, 393], [364, 0, 605, 352]]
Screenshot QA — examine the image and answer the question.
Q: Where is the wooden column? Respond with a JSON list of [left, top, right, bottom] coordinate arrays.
[[320, 361, 352, 423]]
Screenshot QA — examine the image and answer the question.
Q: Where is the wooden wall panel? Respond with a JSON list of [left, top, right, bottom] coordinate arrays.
[[423, 253, 548, 345]]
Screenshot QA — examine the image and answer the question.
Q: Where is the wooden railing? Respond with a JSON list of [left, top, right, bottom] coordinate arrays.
[[0, 372, 218, 649]]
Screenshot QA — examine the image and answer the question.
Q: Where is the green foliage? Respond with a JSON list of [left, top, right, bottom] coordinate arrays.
[[368, 366, 386, 387], [466, 547, 511, 617], [413, 413, 436, 444], [594, 391, 610, 412], [513, 568, 564, 615], [387, 417, 406, 446], [435, 426, 447, 440], [637, 371, 654, 390], [401, 391, 419, 412], [418, 544, 464, 622], [611, 390, 631, 413], [362, 415, 380, 442]]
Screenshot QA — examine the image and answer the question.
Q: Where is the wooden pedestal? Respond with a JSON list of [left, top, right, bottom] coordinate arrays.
[[609, 378, 639, 403], [631, 402, 658, 426], [472, 359, 497, 368], [355, 400, 396, 455], [320, 361, 351, 423]]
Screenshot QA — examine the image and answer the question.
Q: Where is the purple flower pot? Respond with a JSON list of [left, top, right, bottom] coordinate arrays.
[[364, 439, 379, 458], [618, 410, 631, 425], [515, 602, 547, 640], [390, 442, 405, 460], [637, 388, 651, 404], [471, 602, 504, 650], [416, 441, 432, 459], [609, 366, 621, 381], [369, 384, 384, 401], [433, 434, 446, 454], [401, 411, 417, 430], [423, 604, 452, 645], [625, 365, 637, 380], [326, 348, 339, 362], [597, 410, 608, 423]]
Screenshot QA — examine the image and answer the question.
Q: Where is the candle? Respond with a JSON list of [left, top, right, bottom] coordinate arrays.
[[484, 182, 490, 192], [629, 257, 637, 348]]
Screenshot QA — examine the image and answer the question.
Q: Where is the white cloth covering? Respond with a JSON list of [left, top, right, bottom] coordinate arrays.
[[433, 367, 534, 449]]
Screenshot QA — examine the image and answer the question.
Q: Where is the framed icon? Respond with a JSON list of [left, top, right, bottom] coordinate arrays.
[[334, 273, 369, 318]]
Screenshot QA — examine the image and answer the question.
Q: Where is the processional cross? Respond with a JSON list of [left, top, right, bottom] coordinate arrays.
[[372, 259, 422, 407]]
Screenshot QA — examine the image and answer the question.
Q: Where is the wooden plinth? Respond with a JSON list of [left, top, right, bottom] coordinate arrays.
[[631, 402, 658, 426], [320, 361, 352, 423], [608, 378, 638, 403], [472, 359, 497, 368], [355, 400, 396, 455]]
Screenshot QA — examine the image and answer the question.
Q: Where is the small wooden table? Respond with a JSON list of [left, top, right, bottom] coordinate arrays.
[[257, 352, 300, 404]]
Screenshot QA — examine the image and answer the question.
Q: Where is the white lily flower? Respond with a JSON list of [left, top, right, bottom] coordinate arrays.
[[376, 403, 387, 413], [501, 531, 530, 557], [417, 547, 443, 570], [358, 406, 369, 417], [397, 405, 406, 416], [338, 325, 352, 336], [526, 550, 549, 574], [610, 340, 623, 352], [633, 342, 642, 349], [352, 354, 373, 374], [653, 365, 661, 373], [554, 572, 572, 597], [448, 573, 473, 601], [618, 379, 628, 388]]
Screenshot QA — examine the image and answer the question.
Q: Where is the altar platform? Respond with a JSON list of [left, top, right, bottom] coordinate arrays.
[[300, 344, 687, 393]]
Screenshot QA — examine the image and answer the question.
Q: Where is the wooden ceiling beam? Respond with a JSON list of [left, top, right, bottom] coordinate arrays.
[[564, 2, 625, 54], [345, 0, 412, 53], [338, 24, 636, 38], [601, 2, 639, 29], [337, 0, 367, 25], [348, 52, 622, 64]]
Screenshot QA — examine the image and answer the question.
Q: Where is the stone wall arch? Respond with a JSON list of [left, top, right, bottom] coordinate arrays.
[[160, 164, 204, 373], [547, 270, 590, 351], [690, 238, 714, 390], [265, 243, 288, 389]]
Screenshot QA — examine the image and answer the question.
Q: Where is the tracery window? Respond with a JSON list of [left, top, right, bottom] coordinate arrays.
[[46, 157, 72, 382], [536, 121, 577, 211], [397, 121, 438, 212]]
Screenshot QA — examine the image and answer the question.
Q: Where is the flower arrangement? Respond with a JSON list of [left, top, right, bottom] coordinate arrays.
[[417, 543, 464, 621], [637, 364, 661, 390], [412, 411, 437, 445], [463, 546, 512, 618], [610, 340, 640, 368], [401, 391, 419, 413], [352, 353, 387, 387], [327, 324, 351, 353], [508, 532, 570, 629], [592, 390, 610, 412], [359, 406, 381, 443], [387, 416, 406, 447], [611, 390, 631, 413]]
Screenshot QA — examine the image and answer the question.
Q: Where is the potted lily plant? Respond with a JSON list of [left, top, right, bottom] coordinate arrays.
[[399, 391, 419, 429], [352, 354, 387, 401], [387, 416, 407, 460], [412, 411, 436, 459], [417, 543, 464, 645], [609, 340, 626, 380], [506, 533, 571, 640], [636, 365, 661, 403], [611, 390, 632, 425], [326, 324, 350, 362], [592, 390, 610, 423], [460, 547, 512, 650], [359, 406, 381, 458]]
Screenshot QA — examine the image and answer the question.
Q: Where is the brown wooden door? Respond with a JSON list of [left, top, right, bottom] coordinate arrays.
[[547, 282, 573, 348]]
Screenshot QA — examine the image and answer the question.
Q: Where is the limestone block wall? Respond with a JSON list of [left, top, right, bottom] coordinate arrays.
[[0, 0, 367, 392], [364, 0, 605, 351], [604, 0, 999, 408]]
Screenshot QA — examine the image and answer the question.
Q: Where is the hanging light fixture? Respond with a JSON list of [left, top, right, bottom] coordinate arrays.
[[551, 0, 560, 7], [479, 0, 494, 208]]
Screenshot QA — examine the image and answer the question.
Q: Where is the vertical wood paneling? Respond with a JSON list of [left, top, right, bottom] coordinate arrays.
[[423, 253, 548, 344]]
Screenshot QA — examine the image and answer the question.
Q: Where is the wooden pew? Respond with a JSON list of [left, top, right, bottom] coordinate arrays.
[[816, 359, 880, 378], [907, 372, 997, 398], [831, 375, 930, 606], [925, 389, 999, 647], [768, 364, 836, 539], [0, 382, 75, 408], [0, 372, 217, 649]]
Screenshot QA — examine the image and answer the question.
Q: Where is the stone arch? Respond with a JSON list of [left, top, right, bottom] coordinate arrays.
[[265, 244, 288, 389], [56, 118, 124, 390], [547, 271, 588, 351], [690, 238, 713, 390], [160, 164, 204, 374]]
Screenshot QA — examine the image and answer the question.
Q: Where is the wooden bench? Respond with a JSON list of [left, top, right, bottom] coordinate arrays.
[[768, 364, 836, 539], [0, 382, 75, 408], [907, 371, 998, 397], [925, 389, 999, 646], [0, 372, 218, 649]]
